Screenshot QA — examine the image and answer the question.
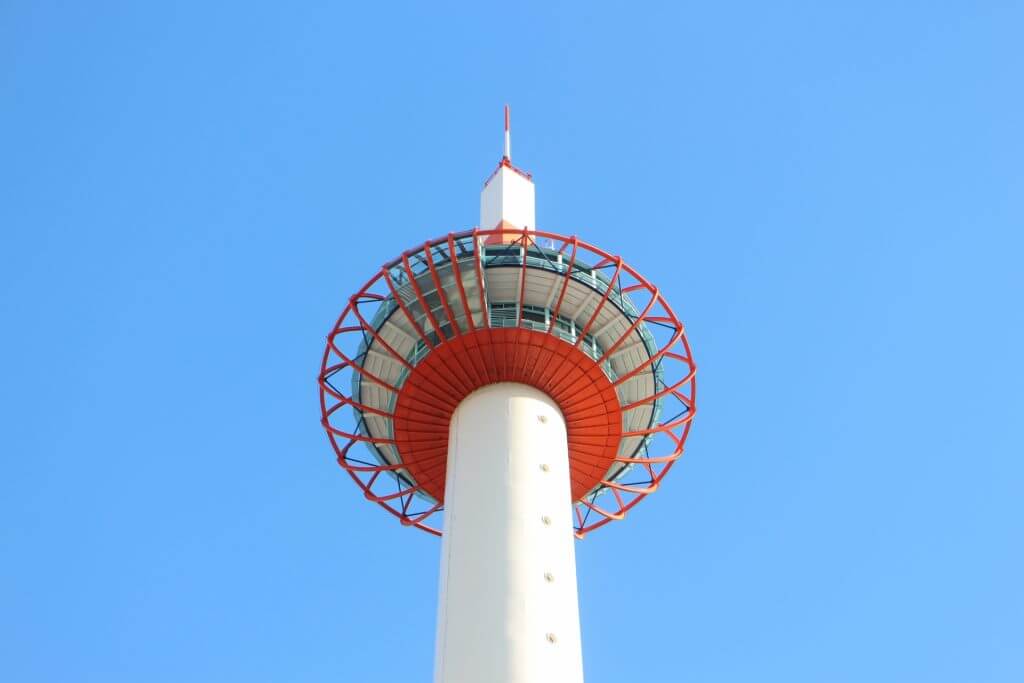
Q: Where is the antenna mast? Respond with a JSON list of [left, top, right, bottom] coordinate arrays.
[[504, 104, 511, 161]]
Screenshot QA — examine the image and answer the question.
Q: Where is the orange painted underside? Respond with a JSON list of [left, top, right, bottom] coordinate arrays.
[[391, 327, 623, 504], [482, 219, 525, 244]]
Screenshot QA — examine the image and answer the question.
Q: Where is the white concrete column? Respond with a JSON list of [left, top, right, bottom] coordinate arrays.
[[434, 382, 584, 683]]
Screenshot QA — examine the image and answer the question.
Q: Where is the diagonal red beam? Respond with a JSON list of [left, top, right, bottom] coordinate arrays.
[[574, 257, 623, 348]]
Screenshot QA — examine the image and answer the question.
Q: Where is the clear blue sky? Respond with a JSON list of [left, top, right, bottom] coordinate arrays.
[[1, 2, 1021, 681]]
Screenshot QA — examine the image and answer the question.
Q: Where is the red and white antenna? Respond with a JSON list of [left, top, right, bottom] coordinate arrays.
[[503, 104, 511, 161], [481, 104, 534, 242]]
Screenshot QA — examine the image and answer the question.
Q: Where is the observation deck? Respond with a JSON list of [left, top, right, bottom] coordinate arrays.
[[319, 227, 697, 537]]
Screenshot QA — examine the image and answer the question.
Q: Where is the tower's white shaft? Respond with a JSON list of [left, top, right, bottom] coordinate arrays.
[[434, 382, 585, 683]]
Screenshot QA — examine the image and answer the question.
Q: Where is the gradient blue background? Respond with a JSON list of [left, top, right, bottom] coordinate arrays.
[[2, 2, 1021, 681]]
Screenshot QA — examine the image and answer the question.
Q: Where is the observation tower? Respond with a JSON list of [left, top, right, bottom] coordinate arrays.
[[318, 107, 697, 683]]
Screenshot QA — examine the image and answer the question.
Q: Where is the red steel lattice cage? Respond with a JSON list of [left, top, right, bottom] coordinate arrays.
[[318, 226, 696, 538]]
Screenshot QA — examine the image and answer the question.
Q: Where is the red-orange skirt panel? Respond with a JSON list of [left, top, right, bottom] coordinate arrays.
[[392, 327, 622, 503]]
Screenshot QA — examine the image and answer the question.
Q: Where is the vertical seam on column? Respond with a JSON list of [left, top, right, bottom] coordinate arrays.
[[438, 411, 457, 683], [506, 389, 515, 681]]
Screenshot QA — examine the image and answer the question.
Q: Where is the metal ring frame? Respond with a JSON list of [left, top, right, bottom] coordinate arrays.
[[318, 227, 697, 538]]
